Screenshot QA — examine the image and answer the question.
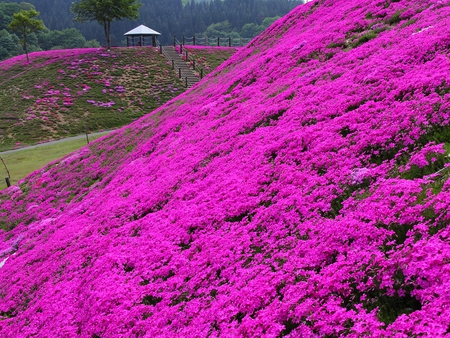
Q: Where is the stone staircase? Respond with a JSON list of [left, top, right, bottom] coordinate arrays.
[[161, 46, 200, 88]]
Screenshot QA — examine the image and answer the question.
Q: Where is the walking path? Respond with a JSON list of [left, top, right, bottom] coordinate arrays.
[[161, 46, 200, 88], [0, 131, 113, 156]]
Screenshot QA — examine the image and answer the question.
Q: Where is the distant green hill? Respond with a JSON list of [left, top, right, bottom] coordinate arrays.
[[0, 46, 237, 151]]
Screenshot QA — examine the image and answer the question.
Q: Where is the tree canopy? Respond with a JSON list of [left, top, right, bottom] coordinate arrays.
[[71, 0, 142, 50], [8, 8, 45, 61]]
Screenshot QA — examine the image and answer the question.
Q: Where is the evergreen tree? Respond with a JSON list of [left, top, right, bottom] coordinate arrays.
[[8, 9, 45, 62]]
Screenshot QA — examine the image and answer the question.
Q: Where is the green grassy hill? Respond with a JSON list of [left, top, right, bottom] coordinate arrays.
[[0, 46, 237, 151]]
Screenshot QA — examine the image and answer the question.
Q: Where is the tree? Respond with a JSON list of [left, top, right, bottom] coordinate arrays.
[[0, 29, 21, 60], [261, 16, 281, 30], [38, 28, 87, 50], [0, 3, 23, 31], [204, 20, 232, 39], [240, 23, 260, 38], [85, 39, 101, 48], [8, 8, 44, 62], [71, 0, 142, 50]]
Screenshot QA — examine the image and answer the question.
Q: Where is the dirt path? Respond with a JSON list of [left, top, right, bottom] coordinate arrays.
[[0, 131, 113, 156]]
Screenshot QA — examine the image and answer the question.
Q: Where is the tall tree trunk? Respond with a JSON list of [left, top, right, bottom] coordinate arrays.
[[24, 32, 29, 62], [103, 22, 111, 50], [107, 21, 111, 50]]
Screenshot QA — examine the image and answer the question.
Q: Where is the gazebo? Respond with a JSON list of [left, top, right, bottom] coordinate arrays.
[[124, 25, 161, 47]]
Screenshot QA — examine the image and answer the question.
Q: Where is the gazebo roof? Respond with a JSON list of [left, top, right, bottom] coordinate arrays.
[[124, 25, 161, 36]]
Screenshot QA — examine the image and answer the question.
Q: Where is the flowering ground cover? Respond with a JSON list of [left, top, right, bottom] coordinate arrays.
[[0, 47, 186, 151], [2, 0, 450, 336]]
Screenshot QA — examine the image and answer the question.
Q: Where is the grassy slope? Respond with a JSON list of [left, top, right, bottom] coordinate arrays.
[[2, 0, 450, 336], [0, 47, 236, 151], [183, 46, 240, 76]]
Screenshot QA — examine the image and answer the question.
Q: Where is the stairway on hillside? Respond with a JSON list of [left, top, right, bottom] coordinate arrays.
[[161, 46, 200, 88]]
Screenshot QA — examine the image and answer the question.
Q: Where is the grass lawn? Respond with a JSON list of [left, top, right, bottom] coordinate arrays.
[[0, 132, 110, 190]]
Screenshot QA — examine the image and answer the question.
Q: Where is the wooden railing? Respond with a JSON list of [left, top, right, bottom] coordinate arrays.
[[174, 35, 252, 48], [173, 37, 205, 81], [157, 39, 202, 87], [157, 35, 247, 87]]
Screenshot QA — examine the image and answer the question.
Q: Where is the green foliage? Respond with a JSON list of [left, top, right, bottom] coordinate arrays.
[[85, 39, 101, 47], [201, 16, 281, 42], [203, 20, 237, 39], [387, 10, 402, 25], [71, 0, 142, 49], [71, 0, 142, 23], [8, 8, 45, 61], [366, 270, 422, 325], [352, 31, 378, 48], [0, 29, 21, 60], [240, 23, 260, 38], [401, 152, 448, 180], [261, 16, 280, 28], [0, 132, 114, 191], [240, 16, 280, 38], [401, 18, 417, 28], [38, 28, 86, 50], [0, 2, 31, 30]]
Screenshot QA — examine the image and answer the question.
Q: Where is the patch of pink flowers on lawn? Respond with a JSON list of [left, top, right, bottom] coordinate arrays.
[[0, 48, 101, 71], [2, 0, 450, 337]]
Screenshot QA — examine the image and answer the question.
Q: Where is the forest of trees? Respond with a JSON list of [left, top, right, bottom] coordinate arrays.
[[2, 0, 302, 47]]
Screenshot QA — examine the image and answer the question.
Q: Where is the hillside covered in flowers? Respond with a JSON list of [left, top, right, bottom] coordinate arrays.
[[2, 0, 450, 336]]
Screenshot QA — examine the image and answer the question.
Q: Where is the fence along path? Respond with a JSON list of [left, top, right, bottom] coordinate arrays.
[[160, 45, 200, 88], [158, 36, 251, 89], [177, 35, 252, 47]]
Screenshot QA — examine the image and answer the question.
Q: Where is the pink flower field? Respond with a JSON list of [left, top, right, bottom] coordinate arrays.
[[2, 0, 450, 336]]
